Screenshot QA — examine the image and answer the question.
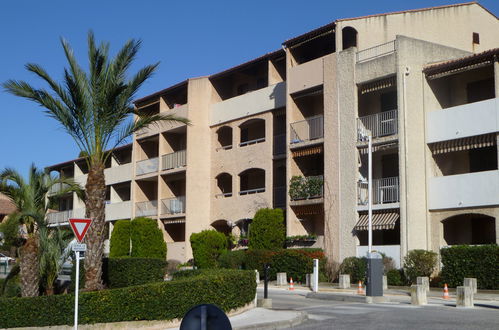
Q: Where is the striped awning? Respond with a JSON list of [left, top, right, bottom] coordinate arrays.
[[163, 218, 186, 225], [292, 204, 323, 216], [355, 211, 399, 231], [360, 76, 396, 95], [292, 145, 323, 157], [429, 134, 496, 155]]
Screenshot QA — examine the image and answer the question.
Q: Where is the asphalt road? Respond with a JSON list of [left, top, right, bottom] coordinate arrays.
[[257, 288, 499, 330]]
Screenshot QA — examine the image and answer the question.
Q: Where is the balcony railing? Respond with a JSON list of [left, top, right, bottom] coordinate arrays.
[[135, 200, 158, 217], [239, 137, 265, 147], [48, 182, 70, 195], [357, 176, 399, 205], [239, 187, 265, 195], [273, 186, 286, 207], [215, 192, 233, 198], [289, 175, 324, 200], [136, 157, 159, 175], [161, 196, 186, 215], [357, 110, 398, 141], [290, 115, 324, 144], [273, 134, 286, 155], [162, 150, 186, 171], [46, 210, 73, 224], [356, 40, 396, 63]]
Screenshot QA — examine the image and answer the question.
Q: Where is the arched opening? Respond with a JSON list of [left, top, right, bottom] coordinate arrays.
[[239, 119, 265, 146], [442, 214, 496, 245], [342, 26, 358, 50], [216, 126, 233, 150], [211, 219, 232, 235], [215, 172, 232, 197], [239, 168, 265, 195]]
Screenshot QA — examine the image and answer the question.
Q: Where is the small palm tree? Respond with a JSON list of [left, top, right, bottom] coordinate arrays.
[[0, 165, 82, 296], [3, 32, 189, 290]]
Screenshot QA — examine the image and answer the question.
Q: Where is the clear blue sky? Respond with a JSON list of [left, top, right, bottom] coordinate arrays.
[[1, 0, 498, 177]]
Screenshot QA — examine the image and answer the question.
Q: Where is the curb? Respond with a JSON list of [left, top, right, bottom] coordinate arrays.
[[307, 292, 390, 304], [234, 311, 308, 330]]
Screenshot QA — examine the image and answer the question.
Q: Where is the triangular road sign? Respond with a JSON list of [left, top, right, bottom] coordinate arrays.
[[69, 218, 92, 242]]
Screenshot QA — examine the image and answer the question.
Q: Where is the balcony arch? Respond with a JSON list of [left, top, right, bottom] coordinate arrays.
[[342, 26, 358, 50], [215, 172, 232, 197], [239, 118, 265, 146], [442, 213, 495, 245], [216, 126, 233, 150], [239, 168, 265, 195]]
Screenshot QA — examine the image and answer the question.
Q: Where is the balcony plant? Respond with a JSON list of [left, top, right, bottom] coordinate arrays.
[[306, 176, 324, 198], [289, 176, 307, 200], [285, 234, 318, 245], [289, 175, 324, 200]]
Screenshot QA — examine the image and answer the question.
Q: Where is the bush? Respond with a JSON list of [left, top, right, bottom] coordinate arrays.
[[244, 249, 276, 276], [0, 270, 256, 328], [403, 249, 438, 284], [248, 208, 285, 251], [109, 220, 131, 257], [190, 230, 227, 269], [130, 217, 167, 259], [270, 250, 313, 282], [218, 250, 246, 269], [107, 258, 166, 288], [440, 245, 499, 289], [386, 269, 404, 286], [339, 257, 367, 283]]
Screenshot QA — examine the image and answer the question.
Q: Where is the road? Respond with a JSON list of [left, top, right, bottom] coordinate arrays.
[[257, 288, 499, 330]]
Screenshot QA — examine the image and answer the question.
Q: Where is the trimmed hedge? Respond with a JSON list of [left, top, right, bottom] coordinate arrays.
[[107, 258, 167, 288], [248, 208, 285, 251], [403, 249, 437, 284], [130, 218, 167, 259], [109, 220, 131, 257], [190, 230, 228, 269], [339, 257, 367, 283], [441, 245, 499, 289], [218, 250, 246, 269], [0, 269, 256, 328]]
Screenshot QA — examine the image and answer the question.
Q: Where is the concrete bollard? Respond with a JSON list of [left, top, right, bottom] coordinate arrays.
[[276, 272, 287, 286], [417, 276, 430, 292], [383, 275, 388, 290], [410, 284, 427, 305], [456, 286, 474, 308], [255, 270, 260, 284], [463, 278, 477, 294], [339, 274, 350, 289]]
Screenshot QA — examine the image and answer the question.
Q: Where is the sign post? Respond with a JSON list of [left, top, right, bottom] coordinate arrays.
[[68, 218, 92, 330]]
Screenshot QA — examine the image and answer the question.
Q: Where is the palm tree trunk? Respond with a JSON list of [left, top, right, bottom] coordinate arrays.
[[83, 163, 106, 291], [20, 235, 40, 297]]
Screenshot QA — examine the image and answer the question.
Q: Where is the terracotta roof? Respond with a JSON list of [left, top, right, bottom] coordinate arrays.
[[0, 197, 16, 215], [423, 48, 499, 77]]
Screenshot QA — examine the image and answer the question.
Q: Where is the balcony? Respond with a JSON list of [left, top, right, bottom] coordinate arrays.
[[46, 208, 85, 225], [161, 150, 186, 171], [48, 182, 70, 196], [289, 175, 324, 205], [356, 40, 396, 63], [290, 115, 324, 145], [135, 200, 158, 217], [427, 98, 499, 144], [136, 104, 188, 138], [288, 57, 324, 94], [429, 170, 499, 210], [136, 158, 159, 176], [357, 110, 398, 141], [357, 177, 399, 206], [104, 163, 132, 185], [161, 196, 186, 215], [105, 201, 132, 221]]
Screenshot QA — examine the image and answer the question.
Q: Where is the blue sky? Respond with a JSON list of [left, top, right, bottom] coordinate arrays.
[[1, 0, 498, 177]]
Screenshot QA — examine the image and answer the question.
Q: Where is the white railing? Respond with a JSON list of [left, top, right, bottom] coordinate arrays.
[[273, 186, 286, 207], [215, 192, 233, 198], [356, 40, 396, 63], [239, 137, 265, 147], [357, 176, 399, 205], [290, 115, 324, 144], [162, 150, 186, 171], [48, 182, 70, 195], [273, 134, 286, 155], [46, 210, 73, 224], [357, 110, 398, 141], [136, 157, 159, 175], [239, 187, 265, 195], [161, 196, 186, 215], [135, 200, 158, 217]]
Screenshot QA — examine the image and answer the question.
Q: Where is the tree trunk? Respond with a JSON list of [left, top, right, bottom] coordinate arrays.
[[20, 235, 39, 297], [83, 163, 106, 291]]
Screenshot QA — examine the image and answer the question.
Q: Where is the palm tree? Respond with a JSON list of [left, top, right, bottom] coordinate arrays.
[[3, 32, 189, 290], [0, 165, 82, 296]]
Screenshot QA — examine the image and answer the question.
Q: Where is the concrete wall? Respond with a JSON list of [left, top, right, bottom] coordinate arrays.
[[288, 57, 324, 94]]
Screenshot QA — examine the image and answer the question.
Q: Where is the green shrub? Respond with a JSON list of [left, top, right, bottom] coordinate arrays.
[[0, 270, 256, 328], [171, 269, 203, 279], [107, 258, 166, 288], [440, 245, 499, 289], [109, 220, 131, 257], [244, 249, 276, 276], [190, 230, 228, 269], [130, 217, 167, 259], [248, 208, 285, 251], [339, 257, 367, 283], [386, 269, 404, 286], [0, 276, 21, 298], [270, 250, 313, 282], [218, 250, 246, 269], [403, 249, 438, 284]]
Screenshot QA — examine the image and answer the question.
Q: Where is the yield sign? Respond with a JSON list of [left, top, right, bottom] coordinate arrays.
[[69, 218, 92, 242]]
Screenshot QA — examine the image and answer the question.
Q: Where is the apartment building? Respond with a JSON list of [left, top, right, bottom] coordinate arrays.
[[47, 2, 499, 267]]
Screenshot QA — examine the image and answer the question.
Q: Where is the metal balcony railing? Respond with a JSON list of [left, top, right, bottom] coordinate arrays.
[[136, 157, 159, 175], [162, 150, 186, 171], [356, 40, 396, 63], [239, 137, 265, 147], [135, 200, 158, 217], [161, 196, 186, 215], [290, 115, 324, 144], [273, 186, 286, 207], [357, 110, 398, 141], [289, 175, 324, 200], [48, 182, 71, 195], [239, 187, 265, 195], [273, 134, 286, 155], [46, 210, 73, 224], [357, 176, 400, 205]]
